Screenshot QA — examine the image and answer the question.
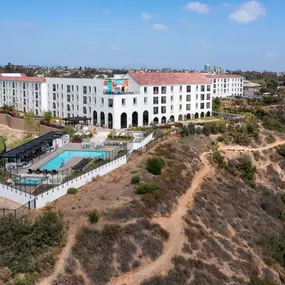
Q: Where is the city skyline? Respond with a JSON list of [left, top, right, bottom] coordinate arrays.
[[0, 0, 283, 71]]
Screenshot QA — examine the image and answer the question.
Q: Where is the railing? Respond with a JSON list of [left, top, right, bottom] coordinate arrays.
[[0, 199, 36, 219], [103, 91, 140, 95]]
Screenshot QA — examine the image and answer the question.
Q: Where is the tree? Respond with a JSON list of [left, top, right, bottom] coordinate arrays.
[[213, 98, 221, 112], [44, 111, 52, 124], [24, 113, 40, 136]]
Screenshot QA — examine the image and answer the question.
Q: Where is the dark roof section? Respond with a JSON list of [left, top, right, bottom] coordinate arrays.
[[0, 131, 64, 158]]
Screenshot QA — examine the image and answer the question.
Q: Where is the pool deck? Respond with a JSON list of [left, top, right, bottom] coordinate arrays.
[[17, 143, 119, 174]]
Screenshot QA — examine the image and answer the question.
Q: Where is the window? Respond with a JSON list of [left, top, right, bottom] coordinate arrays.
[[200, 94, 205, 101], [53, 93, 56, 100], [207, 94, 211, 100], [206, 102, 210, 108], [72, 85, 74, 92], [153, 87, 159, 94], [89, 106, 91, 113], [144, 97, 147, 104], [76, 85, 79, 92], [207, 85, 211, 91], [67, 94, 71, 102], [179, 104, 182, 110], [196, 85, 199, 91], [35, 84, 38, 91], [72, 95, 74, 101], [89, 97, 91, 104], [83, 86, 87, 94], [170, 105, 173, 111], [35, 92, 38, 99], [171, 95, 174, 101], [179, 86, 182, 92], [108, 99, 113, 107], [144, 87, 147, 94], [88, 86, 91, 93], [186, 95, 191, 102], [23, 83, 26, 89], [153, 107, 159, 114], [93, 86, 96, 94], [133, 98, 137, 105], [161, 106, 166, 113], [67, 85, 71, 92], [161, 86, 166, 94], [94, 97, 96, 104], [52, 84, 56, 91], [83, 106, 87, 114], [179, 95, 182, 101], [171, 86, 174, 93], [186, 86, 191, 92], [83, 96, 87, 104], [36, 101, 38, 107], [161, 96, 166, 104], [122, 98, 125, 106], [101, 98, 104, 105], [12, 82, 15, 88], [153, 97, 159, 104], [3, 82, 5, 87], [186, 104, 191, 111], [201, 85, 205, 92], [214, 79, 216, 83], [200, 103, 205, 109]]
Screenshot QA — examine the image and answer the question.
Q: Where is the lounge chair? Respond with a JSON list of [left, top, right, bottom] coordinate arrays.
[[28, 169, 33, 174]]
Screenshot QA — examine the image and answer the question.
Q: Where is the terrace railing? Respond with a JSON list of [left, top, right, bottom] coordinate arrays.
[[0, 199, 36, 219]]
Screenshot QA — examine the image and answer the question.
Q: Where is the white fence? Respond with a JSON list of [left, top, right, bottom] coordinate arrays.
[[0, 183, 36, 205], [0, 155, 127, 209], [127, 133, 154, 152]]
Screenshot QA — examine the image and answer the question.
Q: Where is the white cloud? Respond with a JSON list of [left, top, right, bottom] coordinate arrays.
[[141, 12, 153, 20], [229, 1, 265, 24], [185, 2, 210, 14], [266, 52, 276, 57], [109, 45, 120, 51], [152, 23, 168, 31]]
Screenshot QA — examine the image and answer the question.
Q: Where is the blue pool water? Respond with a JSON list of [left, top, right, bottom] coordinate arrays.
[[40, 150, 108, 170], [20, 177, 42, 185]]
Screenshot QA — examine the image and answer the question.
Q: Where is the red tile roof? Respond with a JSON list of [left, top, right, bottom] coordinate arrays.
[[206, 74, 244, 79], [129, 72, 211, 85], [0, 73, 46, 83]]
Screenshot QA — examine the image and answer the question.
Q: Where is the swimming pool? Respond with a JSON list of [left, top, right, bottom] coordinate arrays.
[[20, 177, 42, 185], [40, 150, 108, 170]]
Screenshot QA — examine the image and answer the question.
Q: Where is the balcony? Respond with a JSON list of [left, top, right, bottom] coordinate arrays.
[[103, 91, 139, 95]]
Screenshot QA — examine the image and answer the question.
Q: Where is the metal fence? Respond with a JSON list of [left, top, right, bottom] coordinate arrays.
[[0, 199, 36, 219], [6, 147, 127, 196], [134, 130, 180, 155]]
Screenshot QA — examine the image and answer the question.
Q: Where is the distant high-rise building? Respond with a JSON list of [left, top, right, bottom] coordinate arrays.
[[204, 64, 211, 73]]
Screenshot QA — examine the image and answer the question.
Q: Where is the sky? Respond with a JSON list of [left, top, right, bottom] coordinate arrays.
[[0, 0, 284, 71]]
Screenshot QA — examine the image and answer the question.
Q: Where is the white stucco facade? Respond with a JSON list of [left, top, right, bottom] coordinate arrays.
[[0, 72, 214, 129]]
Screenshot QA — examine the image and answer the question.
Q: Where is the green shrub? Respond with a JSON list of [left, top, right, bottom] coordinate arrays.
[[248, 276, 277, 285], [135, 184, 159, 195], [213, 150, 227, 169], [146, 157, 165, 175], [131, 175, 140, 184], [266, 134, 276, 144], [67, 188, 77, 195], [13, 273, 38, 285], [276, 144, 285, 157], [89, 209, 100, 224], [131, 170, 138, 174]]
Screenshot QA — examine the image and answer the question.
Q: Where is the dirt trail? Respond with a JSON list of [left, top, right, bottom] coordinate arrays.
[[109, 140, 285, 285], [109, 153, 213, 285]]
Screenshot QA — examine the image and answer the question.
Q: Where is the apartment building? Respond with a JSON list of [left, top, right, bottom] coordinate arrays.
[[0, 73, 47, 114], [206, 74, 244, 98], [0, 72, 213, 129]]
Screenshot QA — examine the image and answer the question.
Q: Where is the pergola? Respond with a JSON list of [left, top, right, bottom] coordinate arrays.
[[0, 131, 64, 165], [63, 116, 91, 126]]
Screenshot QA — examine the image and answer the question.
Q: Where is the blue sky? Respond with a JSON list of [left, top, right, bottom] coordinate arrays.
[[0, 0, 284, 71]]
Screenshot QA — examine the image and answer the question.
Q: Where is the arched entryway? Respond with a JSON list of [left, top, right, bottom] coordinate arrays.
[[93, 111, 98, 125], [195, 113, 199, 119], [143, 111, 149, 126], [100, 112, 105, 127], [178, 115, 183, 121], [206, 111, 211, 117], [153, 117, 159, 124], [187, 113, 191, 120], [161, 116, 166, 124], [169, 115, 175, 122], [201, 112, 205, 118], [132, 112, 138, 127], [108, 113, 113, 129], [121, 113, 127, 129]]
